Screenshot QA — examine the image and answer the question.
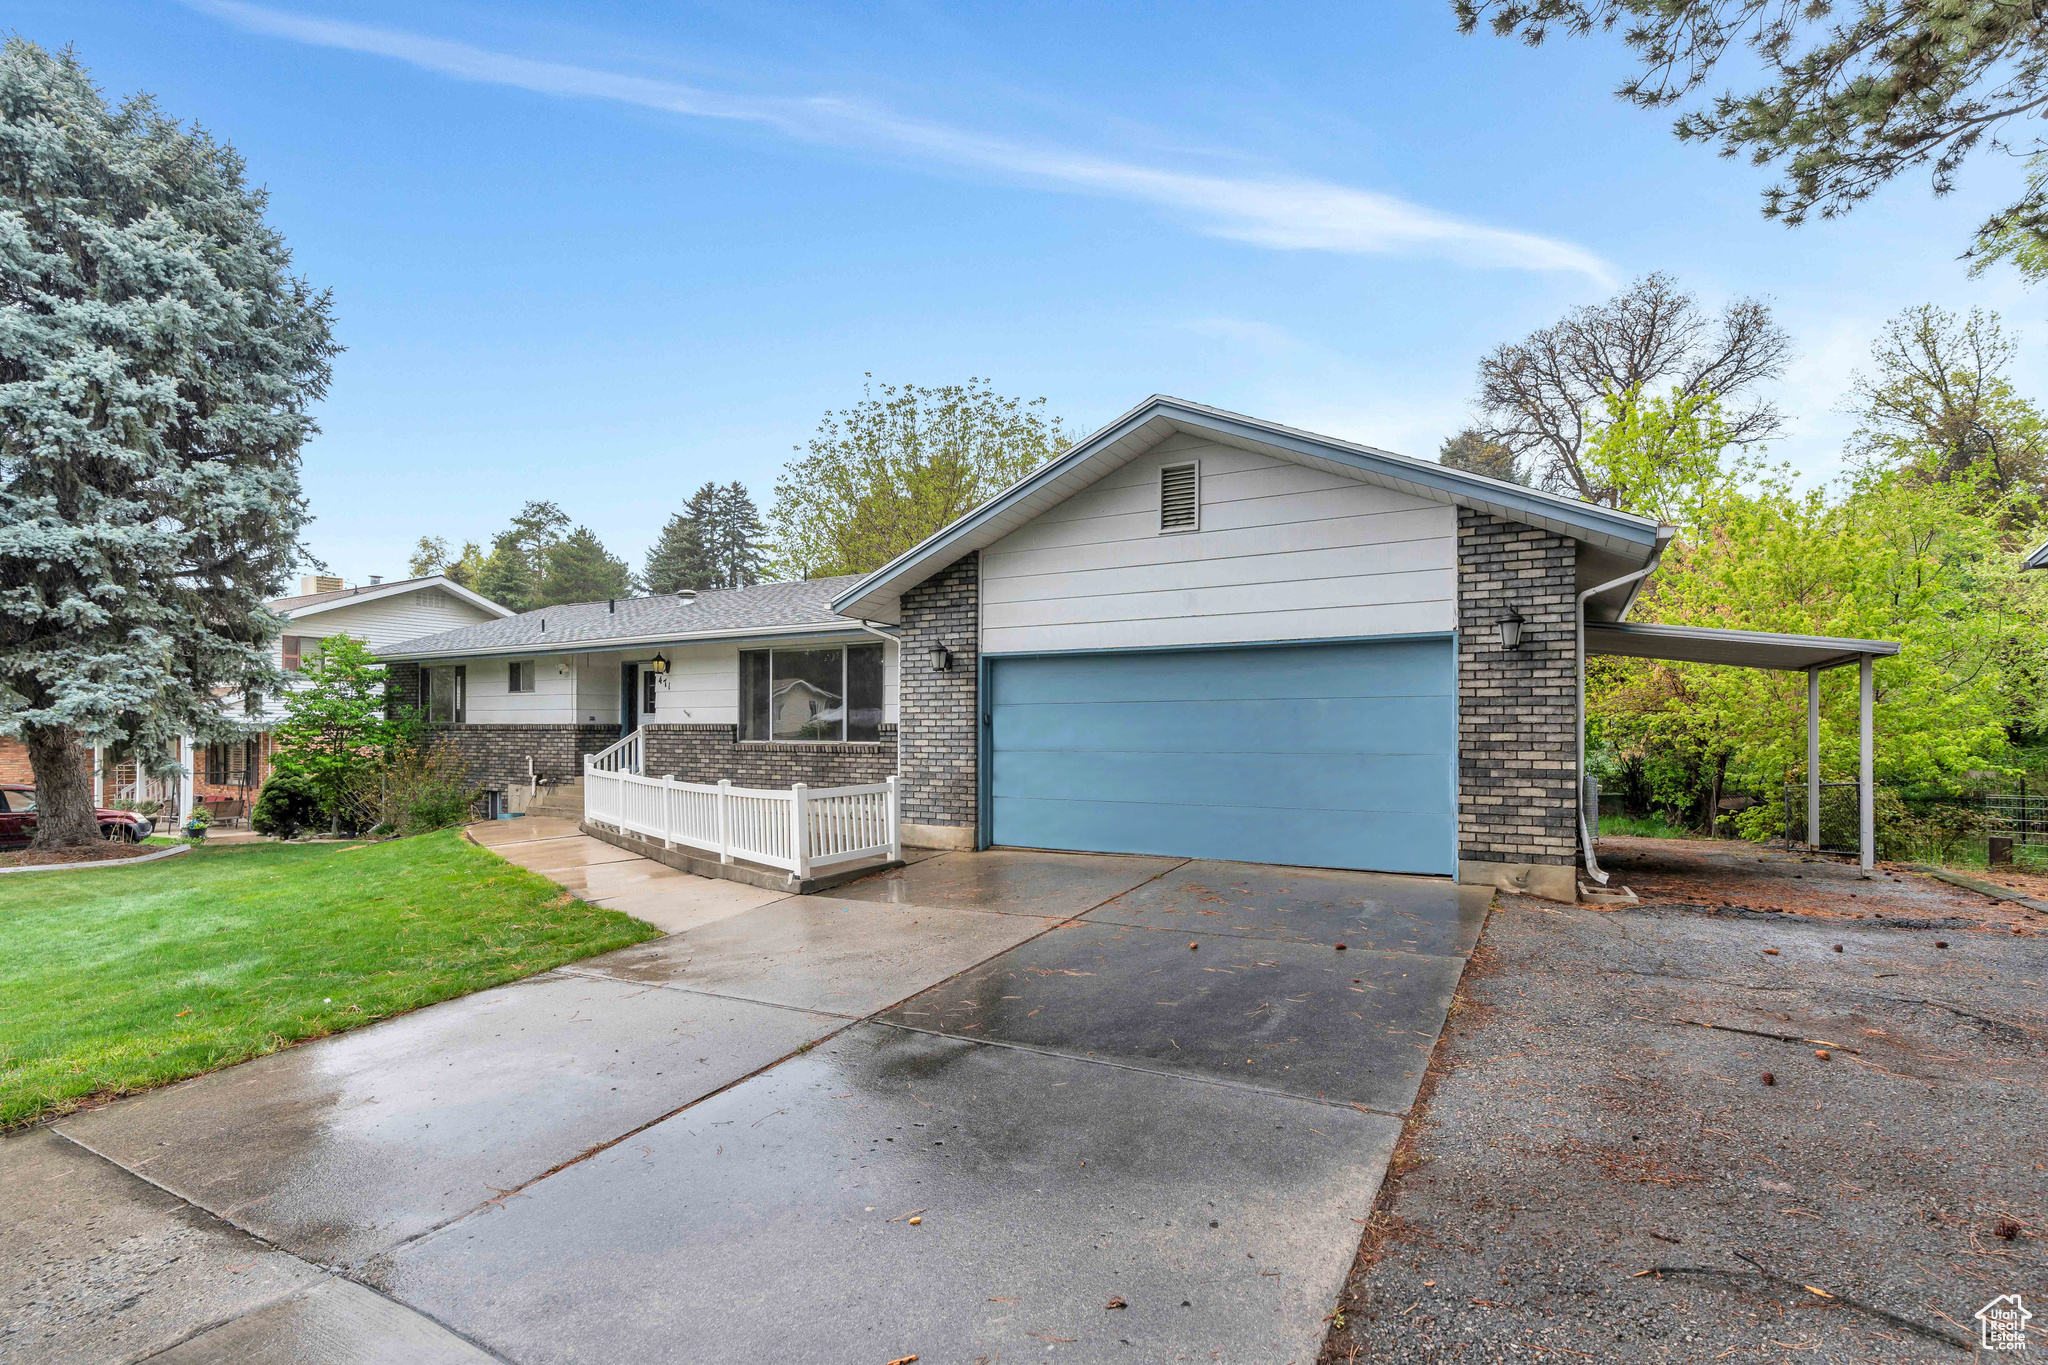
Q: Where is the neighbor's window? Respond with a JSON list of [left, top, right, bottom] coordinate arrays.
[[739, 644, 884, 742], [508, 660, 535, 693], [425, 665, 466, 723]]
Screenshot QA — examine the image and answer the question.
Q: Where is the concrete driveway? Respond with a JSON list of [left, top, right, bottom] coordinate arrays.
[[5, 833, 1488, 1364]]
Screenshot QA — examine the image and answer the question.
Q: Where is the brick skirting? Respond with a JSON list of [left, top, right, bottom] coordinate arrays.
[[429, 723, 620, 790], [641, 723, 897, 787]]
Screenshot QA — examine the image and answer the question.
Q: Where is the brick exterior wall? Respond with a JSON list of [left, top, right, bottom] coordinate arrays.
[[1457, 507, 1579, 867], [0, 739, 31, 784], [386, 660, 422, 713], [897, 553, 980, 832], [643, 723, 897, 787], [429, 723, 620, 790]]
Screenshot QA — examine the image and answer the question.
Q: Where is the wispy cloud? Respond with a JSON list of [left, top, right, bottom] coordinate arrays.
[[192, 0, 1614, 283]]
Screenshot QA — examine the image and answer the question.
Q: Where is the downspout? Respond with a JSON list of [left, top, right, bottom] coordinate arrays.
[[854, 620, 903, 780], [1575, 535, 1669, 884]]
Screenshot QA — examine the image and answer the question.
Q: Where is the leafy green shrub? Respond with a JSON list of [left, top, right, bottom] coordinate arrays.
[[252, 771, 324, 837], [1877, 797, 1998, 864], [1599, 811, 1696, 839], [350, 745, 479, 836]]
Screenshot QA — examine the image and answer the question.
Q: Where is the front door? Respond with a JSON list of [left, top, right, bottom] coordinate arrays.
[[621, 662, 640, 736]]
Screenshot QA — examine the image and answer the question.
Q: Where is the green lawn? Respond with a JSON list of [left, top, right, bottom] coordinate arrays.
[[0, 830, 659, 1128]]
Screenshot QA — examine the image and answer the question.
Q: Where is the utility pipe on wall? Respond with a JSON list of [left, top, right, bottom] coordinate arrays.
[[1576, 566, 1658, 885]]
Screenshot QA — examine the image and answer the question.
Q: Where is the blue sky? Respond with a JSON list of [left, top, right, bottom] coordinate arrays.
[[25, 1, 2048, 582]]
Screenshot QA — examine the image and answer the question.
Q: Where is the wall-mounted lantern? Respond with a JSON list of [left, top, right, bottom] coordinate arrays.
[[1499, 607, 1526, 651], [929, 642, 954, 672], [646, 653, 670, 674]]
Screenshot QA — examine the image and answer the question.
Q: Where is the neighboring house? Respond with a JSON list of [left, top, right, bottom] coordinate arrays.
[[77, 573, 512, 823], [385, 395, 1896, 900]]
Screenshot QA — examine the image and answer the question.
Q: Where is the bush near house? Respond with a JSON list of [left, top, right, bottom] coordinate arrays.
[[251, 770, 324, 837]]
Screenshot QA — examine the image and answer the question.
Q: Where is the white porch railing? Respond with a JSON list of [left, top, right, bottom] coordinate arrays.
[[588, 729, 643, 776], [114, 773, 179, 807], [582, 766, 899, 881]]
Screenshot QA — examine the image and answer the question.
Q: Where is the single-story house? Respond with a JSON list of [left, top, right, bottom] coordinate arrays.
[[379, 580, 901, 814], [382, 395, 1897, 899]]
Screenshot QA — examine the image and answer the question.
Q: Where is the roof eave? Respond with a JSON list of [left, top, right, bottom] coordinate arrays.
[[381, 619, 872, 662], [828, 395, 1664, 620], [281, 576, 515, 621]]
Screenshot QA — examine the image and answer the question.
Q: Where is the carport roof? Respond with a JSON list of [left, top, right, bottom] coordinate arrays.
[[1587, 621, 1900, 672]]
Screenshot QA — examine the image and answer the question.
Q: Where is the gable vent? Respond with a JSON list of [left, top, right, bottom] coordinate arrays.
[[1159, 461, 1200, 533]]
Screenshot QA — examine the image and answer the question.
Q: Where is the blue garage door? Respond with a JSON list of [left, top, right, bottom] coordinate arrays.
[[989, 638, 1455, 875]]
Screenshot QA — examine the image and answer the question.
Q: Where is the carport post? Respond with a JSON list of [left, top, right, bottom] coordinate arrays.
[[1806, 667, 1821, 852], [1858, 654, 1875, 877]]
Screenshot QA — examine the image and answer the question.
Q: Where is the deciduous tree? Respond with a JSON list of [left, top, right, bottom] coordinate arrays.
[[0, 40, 337, 847], [1472, 273, 1789, 500], [267, 636, 410, 832], [768, 378, 1066, 578], [1848, 305, 2048, 500], [407, 535, 486, 588]]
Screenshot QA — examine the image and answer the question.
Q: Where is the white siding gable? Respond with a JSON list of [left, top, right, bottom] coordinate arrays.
[[287, 586, 499, 654], [979, 433, 1456, 654]]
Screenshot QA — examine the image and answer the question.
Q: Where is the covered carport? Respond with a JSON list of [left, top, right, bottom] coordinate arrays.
[[1583, 621, 1902, 878]]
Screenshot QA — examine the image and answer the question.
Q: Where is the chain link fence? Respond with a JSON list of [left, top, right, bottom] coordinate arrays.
[[1779, 781, 1864, 854]]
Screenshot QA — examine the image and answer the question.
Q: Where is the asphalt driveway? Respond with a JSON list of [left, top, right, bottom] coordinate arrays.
[[4, 837, 1487, 1364]]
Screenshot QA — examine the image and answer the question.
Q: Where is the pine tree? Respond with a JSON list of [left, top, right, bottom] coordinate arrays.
[[643, 484, 718, 595], [539, 526, 632, 606], [1437, 429, 1526, 485], [476, 529, 534, 613], [474, 501, 568, 612], [644, 481, 764, 593], [710, 481, 767, 587], [0, 40, 337, 846]]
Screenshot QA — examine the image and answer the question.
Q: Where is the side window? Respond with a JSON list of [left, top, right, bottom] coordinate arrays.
[[426, 666, 467, 723], [847, 644, 883, 742], [739, 651, 771, 741], [643, 669, 657, 716]]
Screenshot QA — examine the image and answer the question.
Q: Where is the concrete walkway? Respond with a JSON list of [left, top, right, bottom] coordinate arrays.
[[467, 816, 789, 933], [5, 828, 1490, 1364]]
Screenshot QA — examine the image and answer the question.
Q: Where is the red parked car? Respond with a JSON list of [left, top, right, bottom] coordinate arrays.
[[0, 784, 155, 848]]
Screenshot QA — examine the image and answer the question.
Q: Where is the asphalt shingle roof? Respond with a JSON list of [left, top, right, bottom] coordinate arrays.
[[381, 577, 865, 658], [268, 576, 446, 612]]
